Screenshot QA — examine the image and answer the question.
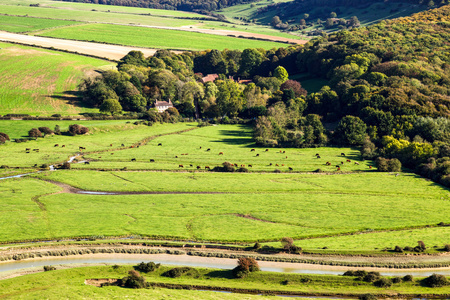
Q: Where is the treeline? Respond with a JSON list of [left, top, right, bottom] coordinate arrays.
[[58, 0, 256, 12], [79, 5, 450, 185]]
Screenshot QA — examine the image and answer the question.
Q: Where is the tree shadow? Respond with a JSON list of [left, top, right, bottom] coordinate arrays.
[[204, 270, 235, 280], [48, 91, 93, 109]]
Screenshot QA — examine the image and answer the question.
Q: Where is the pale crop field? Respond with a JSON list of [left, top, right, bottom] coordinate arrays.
[[0, 42, 113, 115], [36, 23, 288, 51]]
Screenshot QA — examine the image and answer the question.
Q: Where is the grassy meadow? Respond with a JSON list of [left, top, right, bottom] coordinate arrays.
[[0, 15, 79, 33], [1, 265, 449, 299], [0, 42, 114, 115], [36, 23, 288, 51]]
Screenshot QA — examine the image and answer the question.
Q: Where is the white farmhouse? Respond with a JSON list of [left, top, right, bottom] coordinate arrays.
[[154, 99, 173, 112]]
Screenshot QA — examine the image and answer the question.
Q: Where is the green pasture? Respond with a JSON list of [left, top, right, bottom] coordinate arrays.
[[36, 23, 288, 51], [0, 15, 79, 33], [0, 42, 113, 115], [1, 265, 449, 299], [76, 124, 371, 172], [0, 4, 197, 27], [0, 122, 195, 167], [2, 0, 213, 18]]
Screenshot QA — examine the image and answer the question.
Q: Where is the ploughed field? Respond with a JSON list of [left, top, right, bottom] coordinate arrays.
[[1, 122, 449, 250]]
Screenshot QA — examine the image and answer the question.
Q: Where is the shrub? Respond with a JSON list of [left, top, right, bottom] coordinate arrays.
[[403, 275, 414, 282], [417, 240, 426, 251], [359, 294, 377, 300], [121, 270, 147, 289], [373, 277, 392, 287], [0, 132, 10, 143], [274, 169, 281, 173], [54, 125, 61, 135], [233, 257, 259, 278], [28, 128, 42, 138], [376, 157, 401, 172], [443, 244, 450, 252], [38, 127, 54, 135], [343, 270, 356, 276], [422, 274, 449, 287], [354, 270, 368, 278], [392, 276, 402, 283], [43, 265, 56, 271], [253, 242, 261, 250], [394, 245, 403, 253], [363, 272, 381, 283], [68, 124, 89, 135], [162, 267, 197, 278], [134, 261, 160, 273], [212, 162, 235, 172], [403, 246, 414, 252], [61, 162, 71, 170]]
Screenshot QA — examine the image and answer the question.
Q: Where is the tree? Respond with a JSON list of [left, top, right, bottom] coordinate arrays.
[[100, 98, 123, 115], [335, 116, 367, 145], [239, 48, 263, 77], [118, 50, 146, 69], [0, 133, 10, 144], [68, 124, 89, 136], [280, 80, 307, 97], [349, 16, 360, 27], [273, 66, 289, 83], [38, 127, 53, 136], [271, 16, 282, 27], [330, 12, 337, 18], [215, 79, 244, 117]]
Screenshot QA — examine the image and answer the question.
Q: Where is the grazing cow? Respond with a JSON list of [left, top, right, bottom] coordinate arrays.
[[285, 156, 288, 159], [197, 166, 201, 169], [281, 164, 284, 166], [25, 148, 30, 151], [234, 163, 238, 167], [354, 162, 360, 165], [26, 151, 30, 153], [251, 149, 255, 152], [205, 166, 210, 169], [317, 155, 321, 159], [346, 159, 351, 163], [241, 164, 245, 167], [336, 165, 340, 168], [283, 151, 286, 154], [341, 153, 345, 156], [326, 162, 331, 166], [111, 153, 114, 155], [269, 163, 272, 166], [279, 150, 282, 153], [179, 164, 184, 168], [337, 167, 341, 171], [190, 164, 193, 167], [248, 164, 252, 167], [175, 156, 178, 158], [369, 166, 372, 169], [265, 149, 269, 152], [121, 144, 125, 147], [158, 143, 162, 146], [219, 152, 224, 155], [131, 158, 136, 161], [61, 145, 65, 148], [207, 148, 211, 151], [256, 154, 260, 157], [33, 164, 37, 167], [150, 159, 155, 162], [289, 167, 293, 171], [54, 144, 59, 147], [341, 161, 344, 164], [276, 164, 279, 166], [110, 144, 112, 146], [84, 161, 90, 165], [315, 153, 320, 156], [33, 149, 39, 152]]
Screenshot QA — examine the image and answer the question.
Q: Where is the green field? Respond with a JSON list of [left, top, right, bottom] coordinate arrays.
[[0, 42, 113, 115], [0, 15, 79, 33], [0, 265, 449, 299], [36, 23, 288, 51], [0, 123, 448, 248]]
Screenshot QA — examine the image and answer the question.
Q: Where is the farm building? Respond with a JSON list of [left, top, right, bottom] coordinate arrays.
[[154, 100, 173, 112]]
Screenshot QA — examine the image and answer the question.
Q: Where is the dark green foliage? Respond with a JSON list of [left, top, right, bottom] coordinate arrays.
[[375, 157, 401, 172], [422, 274, 449, 287], [232, 257, 260, 278], [359, 294, 377, 300], [134, 261, 160, 273], [335, 116, 367, 145], [403, 275, 414, 282], [394, 245, 403, 253], [162, 267, 198, 278], [38, 127, 54, 135], [121, 270, 147, 289], [43, 265, 56, 271], [363, 272, 381, 283], [61, 162, 71, 170], [28, 128, 42, 138], [373, 277, 392, 288], [444, 244, 450, 252], [212, 162, 235, 172], [392, 277, 402, 284]]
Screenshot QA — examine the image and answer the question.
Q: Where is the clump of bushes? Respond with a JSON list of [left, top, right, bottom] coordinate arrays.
[[232, 257, 260, 278], [38, 127, 53, 136], [362, 272, 381, 283], [0, 132, 10, 144], [212, 162, 235, 172], [134, 261, 160, 273], [43, 265, 56, 271], [68, 124, 89, 135], [359, 294, 377, 300], [443, 244, 450, 252], [121, 270, 147, 289], [376, 157, 402, 172], [373, 277, 392, 288], [61, 162, 71, 169], [422, 274, 449, 287], [162, 267, 197, 278], [281, 237, 301, 253], [403, 275, 414, 282], [28, 128, 42, 138]]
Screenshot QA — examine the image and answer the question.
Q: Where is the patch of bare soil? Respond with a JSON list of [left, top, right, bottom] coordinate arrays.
[[85, 278, 119, 287]]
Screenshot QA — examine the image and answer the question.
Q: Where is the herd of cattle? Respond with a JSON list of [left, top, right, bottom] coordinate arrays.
[[24, 142, 372, 171]]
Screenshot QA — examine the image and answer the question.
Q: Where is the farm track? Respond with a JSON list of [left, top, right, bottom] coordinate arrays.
[[0, 31, 174, 60]]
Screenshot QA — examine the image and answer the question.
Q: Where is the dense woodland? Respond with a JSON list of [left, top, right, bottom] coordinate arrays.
[[80, 5, 450, 186], [58, 0, 256, 12]]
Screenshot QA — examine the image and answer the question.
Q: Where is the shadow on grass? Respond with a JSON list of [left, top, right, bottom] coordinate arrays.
[[205, 269, 235, 280]]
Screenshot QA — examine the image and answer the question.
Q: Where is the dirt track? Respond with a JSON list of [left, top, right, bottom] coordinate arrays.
[[0, 31, 169, 60]]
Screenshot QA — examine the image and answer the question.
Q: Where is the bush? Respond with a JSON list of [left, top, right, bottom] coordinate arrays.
[[376, 157, 401, 172], [134, 261, 160, 273], [443, 244, 450, 252], [394, 245, 403, 253], [43, 265, 56, 271], [417, 240, 426, 252], [343, 270, 356, 276], [359, 294, 377, 300], [0, 132, 10, 143], [403, 275, 414, 282], [422, 274, 449, 287], [38, 127, 54, 135], [363, 272, 381, 283], [121, 270, 147, 289], [212, 162, 235, 172], [162, 267, 197, 278], [68, 124, 89, 135], [392, 277, 402, 283], [61, 162, 71, 169], [403, 246, 414, 252], [233, 257, 259, 278], [373, 277, 392, 287], [28, 128, 42, 138]]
